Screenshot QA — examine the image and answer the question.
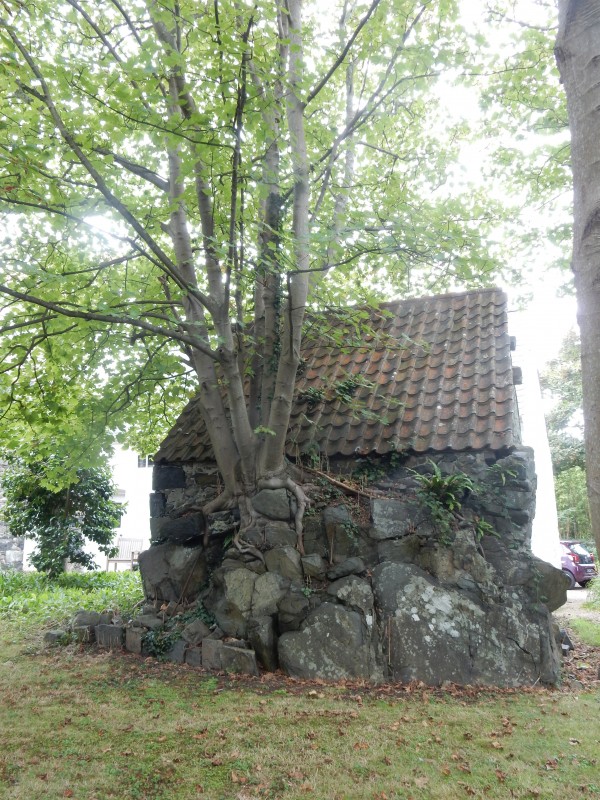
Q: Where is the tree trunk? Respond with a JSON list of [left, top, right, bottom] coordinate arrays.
[[555, 0, 600, 555]]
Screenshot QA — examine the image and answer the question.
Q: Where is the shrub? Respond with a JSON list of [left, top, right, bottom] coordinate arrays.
[[1, 460, 124, 577], [0, 570, 144, 629]]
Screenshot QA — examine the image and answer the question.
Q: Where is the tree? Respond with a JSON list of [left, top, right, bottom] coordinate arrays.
[[540, 330, 590, 541], [554, 466, 591, 541], [555, 1, 600, 556], [1, 461, 124, 577], [540, 328, 585, 475], [0, 2, 557, 549]]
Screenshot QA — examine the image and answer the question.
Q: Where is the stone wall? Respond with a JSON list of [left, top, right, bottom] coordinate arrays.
[[142, 446, 567, 687], [0, 462, 24, 571], [150, 447, 537, 555]]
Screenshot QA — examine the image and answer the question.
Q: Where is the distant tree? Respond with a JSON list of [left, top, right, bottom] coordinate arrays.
[[540, 329, 590, 541], [540, 329, 585, 475], [1, 461, 123, 577], [554, 466, 591, 541]]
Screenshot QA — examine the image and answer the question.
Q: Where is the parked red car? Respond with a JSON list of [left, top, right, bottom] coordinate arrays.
[[560, 540, 597, 589]]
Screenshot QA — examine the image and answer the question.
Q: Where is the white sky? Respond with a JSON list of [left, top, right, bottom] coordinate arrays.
[[435, 0, 578, 370]]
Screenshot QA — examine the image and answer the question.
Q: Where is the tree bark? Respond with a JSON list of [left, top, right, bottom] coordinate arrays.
[[555, 0, 600, 554]]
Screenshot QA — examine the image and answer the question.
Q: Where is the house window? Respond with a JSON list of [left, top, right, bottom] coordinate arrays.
[[137, 455, 154, 469]]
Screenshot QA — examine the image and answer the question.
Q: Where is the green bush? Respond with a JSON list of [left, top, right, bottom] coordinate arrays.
[[1, 461, 124, 577], [0, 570, 144, 629]]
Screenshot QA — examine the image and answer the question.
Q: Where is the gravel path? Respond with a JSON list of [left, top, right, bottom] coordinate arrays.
[[554, 588, 600, 624]]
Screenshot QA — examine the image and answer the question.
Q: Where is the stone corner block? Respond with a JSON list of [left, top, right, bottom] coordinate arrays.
[[125, 626, 144, 655], [221, 644, 259, 676], [202, 638, 225, 670], [44, 630, 67, 646], [95, 624, 125, 649], [185, 646, 203, 668], [166, 639, 188, 664], [72, 625, 94, 643], [152, 464, 186, 491]]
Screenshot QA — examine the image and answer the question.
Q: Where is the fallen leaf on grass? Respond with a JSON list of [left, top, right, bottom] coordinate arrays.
[[568, 738, 580, 745], [544, 758, 559, 770], [495, 769, 507, 783], [353, 741, 369, 750], [231, 771, 248, 785], [63, 791, 74, 798]]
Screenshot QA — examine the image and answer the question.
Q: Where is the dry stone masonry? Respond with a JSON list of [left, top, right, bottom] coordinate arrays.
[[129, 446, 567, 687]]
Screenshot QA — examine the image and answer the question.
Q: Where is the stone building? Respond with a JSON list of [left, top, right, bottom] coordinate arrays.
[[143, 289, 566, 686]]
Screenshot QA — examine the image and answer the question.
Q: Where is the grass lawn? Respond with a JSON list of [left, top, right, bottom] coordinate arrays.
[[1, 624, 599, 800], [1, 571, 599, 799]]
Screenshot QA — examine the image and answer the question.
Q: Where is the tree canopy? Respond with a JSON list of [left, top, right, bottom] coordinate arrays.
[[0, 0, 568, 540]]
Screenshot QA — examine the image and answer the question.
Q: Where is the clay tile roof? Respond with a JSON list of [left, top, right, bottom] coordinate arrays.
[[155, 288, 519, 463]]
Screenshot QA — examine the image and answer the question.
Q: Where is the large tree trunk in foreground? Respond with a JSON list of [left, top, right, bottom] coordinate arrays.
[[555, 1, 600, 555]]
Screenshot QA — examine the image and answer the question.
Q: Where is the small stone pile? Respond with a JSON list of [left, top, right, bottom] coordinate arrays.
[[44, 605, 261, 675]]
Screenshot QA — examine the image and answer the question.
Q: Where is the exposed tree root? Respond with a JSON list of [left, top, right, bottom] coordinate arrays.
[[258, 473, 310, 555], [198, 468, 315, 557], [297, 465, 377, 500], [233, 494, 266, 563]]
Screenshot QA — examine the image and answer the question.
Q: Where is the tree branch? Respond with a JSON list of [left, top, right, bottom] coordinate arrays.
[[0, 283, 219, 358], [304, 0, 382, 107]]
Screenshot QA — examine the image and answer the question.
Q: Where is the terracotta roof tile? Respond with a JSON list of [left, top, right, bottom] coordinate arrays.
[[155, 288, 519, 463]]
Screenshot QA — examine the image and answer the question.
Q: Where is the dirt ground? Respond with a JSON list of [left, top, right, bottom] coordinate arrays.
[[553, 588, 600, 689], [553, 588, 600, 623]]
